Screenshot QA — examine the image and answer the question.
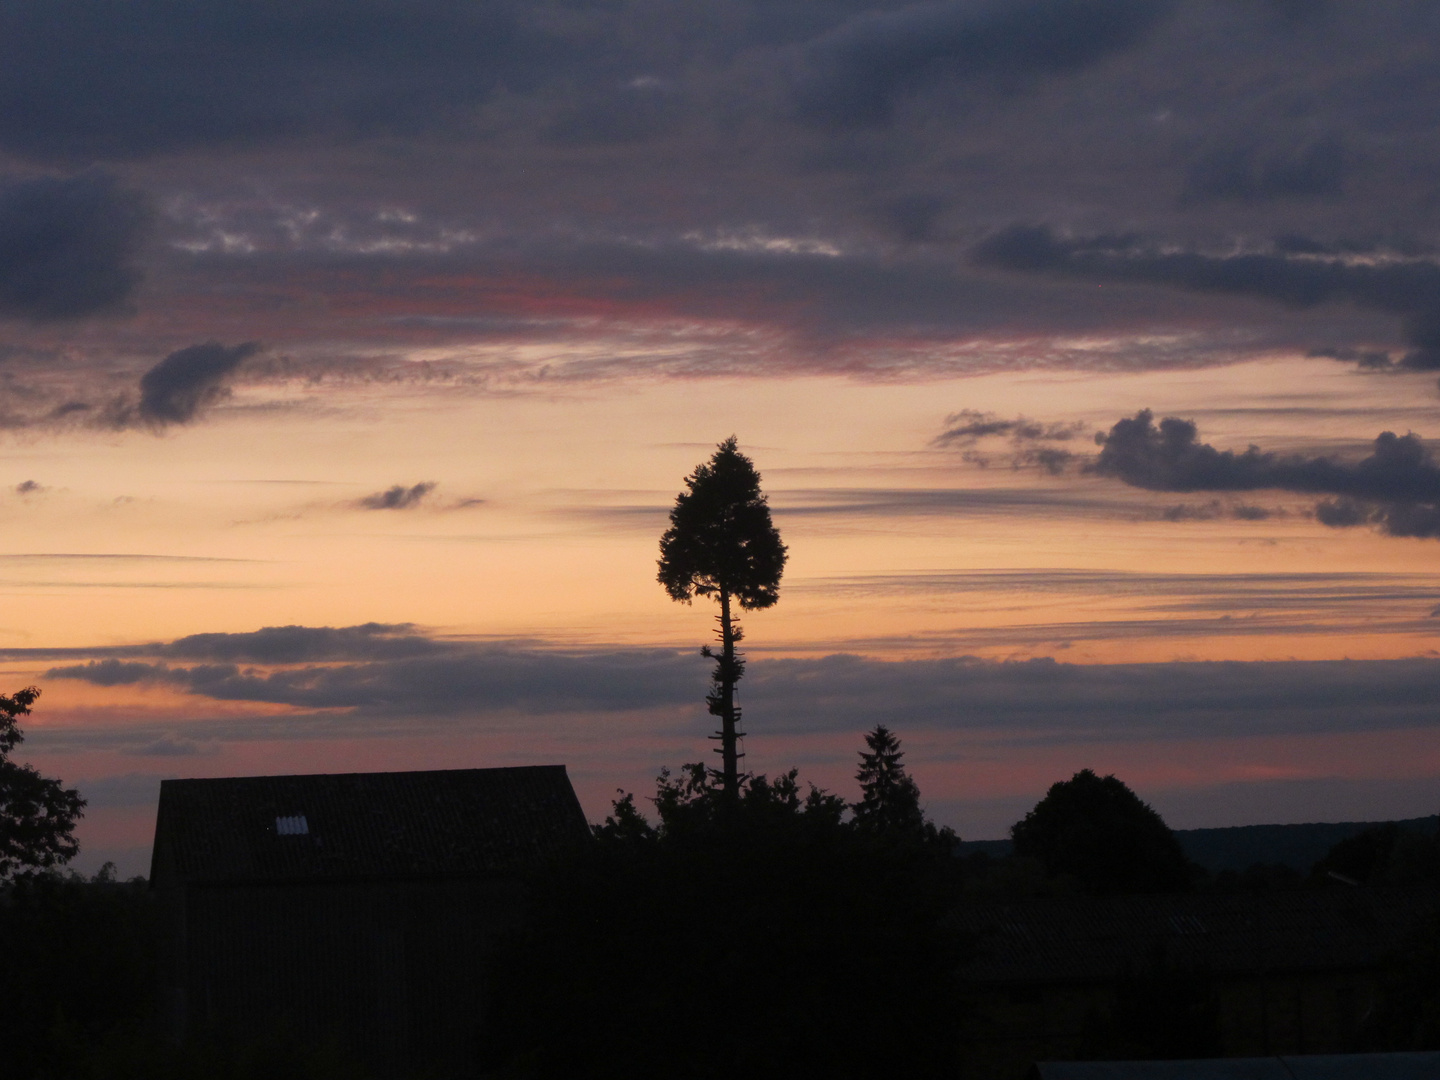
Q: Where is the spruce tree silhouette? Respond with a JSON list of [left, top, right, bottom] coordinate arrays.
[[853, 725, 925, 834], [0, 686, 85, 876], [658, 438, 787, 802]]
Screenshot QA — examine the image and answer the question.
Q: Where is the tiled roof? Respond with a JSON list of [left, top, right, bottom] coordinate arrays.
[[955, 889, 1437, 984], [151, 765, 590, 885]]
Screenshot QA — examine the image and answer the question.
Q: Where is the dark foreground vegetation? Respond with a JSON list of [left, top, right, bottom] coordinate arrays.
[[484, 754, 965, 1080], [0, 866, 376, 1080], [6, 753, 1440, 1079]]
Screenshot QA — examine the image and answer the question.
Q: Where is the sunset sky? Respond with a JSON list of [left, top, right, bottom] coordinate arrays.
[[5, 0, 1440, 875]]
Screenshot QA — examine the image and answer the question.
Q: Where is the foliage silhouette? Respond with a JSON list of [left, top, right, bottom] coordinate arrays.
[[852, 724, 923, 831], [489, 762, 967, 1079], [1312, 820, 1440, 887], [658, 437, 787, 802], [1011, 769, 1192, 893], [0, 687, 85, 877], [0, 865, 379, 1080], [0, 865, 158, 1080]]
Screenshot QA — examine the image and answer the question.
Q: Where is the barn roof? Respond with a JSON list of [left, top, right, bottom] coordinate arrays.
[[150, 765, 590, 885], [955, 889, 1436, 985]]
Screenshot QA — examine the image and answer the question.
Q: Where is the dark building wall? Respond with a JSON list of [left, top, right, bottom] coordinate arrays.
[[169, 877, 521, 1076]]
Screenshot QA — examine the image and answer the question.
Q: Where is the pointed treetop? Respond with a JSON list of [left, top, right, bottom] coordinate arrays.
[[852, 725, 924, 834]]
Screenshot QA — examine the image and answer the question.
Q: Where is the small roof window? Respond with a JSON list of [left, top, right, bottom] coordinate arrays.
[[276, 814, 309, 836]]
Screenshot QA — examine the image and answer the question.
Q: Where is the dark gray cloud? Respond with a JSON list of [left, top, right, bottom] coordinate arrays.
[[934, 409, 1086, 446], [1158, 500, 1278, 522], [746, 654, 1440, 740], [1307, 346, 1395, 370], [1095, 411, 1440, 499], [0, 172, 149, 320], [1182, 137, 1347, 204], [932, 410, 1088, 472], [972, 227, 1440, 369], [0, 0, 1183, 157], [148, 207, 1423, 381], [14, 480, 42, 495], [1, 1, 1438, 387], [47, 644, 703, 716], [40, 629, 1440, 742], [0, 621, 432, 663], [56, 659, 165, 687], [358, 482, 437, 510], [158, 622, 440, 664], [1094, 410, 1440, 537], [121, 733, 214, 757], [135, 341, 259, 426], [0, 0, 550, 159], [793, 0, 1171, 128], [545, 81, 684, 148], [13, 560, 1436, 677]]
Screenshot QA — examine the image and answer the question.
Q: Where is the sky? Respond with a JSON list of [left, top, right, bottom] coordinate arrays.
[[4, 0, 1440, 876]]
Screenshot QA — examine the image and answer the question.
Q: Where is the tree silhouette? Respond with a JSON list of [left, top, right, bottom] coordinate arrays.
[[658, 438, 787, 801], [496, 763, 968, 1079], [1011, 768, 1191, 893], [853, 725, 925, 834], [0, 686, 85, 877]]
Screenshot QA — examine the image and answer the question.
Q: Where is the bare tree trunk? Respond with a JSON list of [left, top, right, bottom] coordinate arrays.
[[707, 588, 745, 802]]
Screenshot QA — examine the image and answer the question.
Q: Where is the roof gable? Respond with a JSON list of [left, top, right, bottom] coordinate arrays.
[[151, 765, 590, 885]]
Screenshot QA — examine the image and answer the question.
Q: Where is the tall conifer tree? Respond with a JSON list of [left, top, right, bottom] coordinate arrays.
[[852, 725, 925, 834], [658, 438, 786, 801]]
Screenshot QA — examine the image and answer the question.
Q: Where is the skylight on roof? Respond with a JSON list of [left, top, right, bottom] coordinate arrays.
[[276, 814, 309, 836]]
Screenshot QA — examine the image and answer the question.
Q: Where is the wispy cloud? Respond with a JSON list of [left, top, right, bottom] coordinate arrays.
[[973, 227, 1440, 371], [357, 482, 437, 510]]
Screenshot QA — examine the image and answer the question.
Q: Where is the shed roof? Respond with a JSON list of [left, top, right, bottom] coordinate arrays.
[[955, 889, 1436, 985], [1032, 1051, 1440, 1079], [150, 765, 590, 885]]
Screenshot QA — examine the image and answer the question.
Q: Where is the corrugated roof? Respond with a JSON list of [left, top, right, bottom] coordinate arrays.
[[1033, 1051, 1440, 1079], [151, 765, 590, 885], [955, 890, 1436, 984]]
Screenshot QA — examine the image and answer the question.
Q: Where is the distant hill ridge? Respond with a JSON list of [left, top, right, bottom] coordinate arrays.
[[958, 815, 1440, 873]]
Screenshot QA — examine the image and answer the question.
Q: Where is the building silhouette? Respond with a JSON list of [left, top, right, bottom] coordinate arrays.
[[150, 765, 590, 1075]]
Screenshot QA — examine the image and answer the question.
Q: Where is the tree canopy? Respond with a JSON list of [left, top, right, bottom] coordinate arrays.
[[0, 687, 85, 878], [1010, 768, 1191, 893], [657, 436, 787, 611], [657, 437, 787, 799]]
